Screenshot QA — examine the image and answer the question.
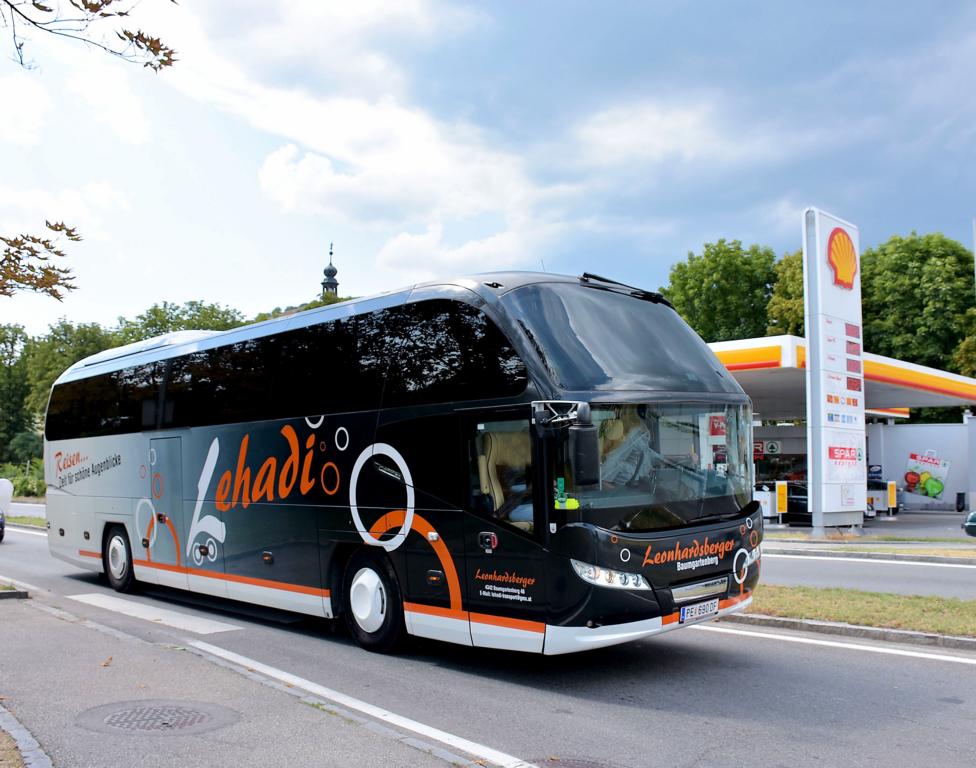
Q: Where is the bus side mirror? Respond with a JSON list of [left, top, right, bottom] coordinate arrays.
[[570, 405, 600, 486]]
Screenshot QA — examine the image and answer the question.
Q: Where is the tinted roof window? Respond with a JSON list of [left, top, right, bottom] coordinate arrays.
[[501, 283, 741, 394], [383, 300, 527, 407]]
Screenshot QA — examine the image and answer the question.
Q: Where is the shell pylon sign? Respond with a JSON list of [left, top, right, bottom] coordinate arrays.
[[802, 208, 867, 531]]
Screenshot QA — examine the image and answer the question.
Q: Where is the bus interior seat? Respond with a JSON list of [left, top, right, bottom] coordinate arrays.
[[599, 418, 624, 455], [477, 431, 532, 532]]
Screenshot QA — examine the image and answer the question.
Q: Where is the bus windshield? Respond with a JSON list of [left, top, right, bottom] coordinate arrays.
[[552, 403, 753, 532], [502, 283, 741, 394]]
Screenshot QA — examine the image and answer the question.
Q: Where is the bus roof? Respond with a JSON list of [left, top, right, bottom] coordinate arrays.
[[56, 272, 672, 386]]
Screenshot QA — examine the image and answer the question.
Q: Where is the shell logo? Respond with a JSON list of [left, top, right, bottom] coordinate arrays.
[[827, 227, 857, 290]]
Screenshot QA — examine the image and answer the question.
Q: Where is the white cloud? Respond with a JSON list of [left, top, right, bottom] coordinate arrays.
[[0, 181, 130, 241], [0, 72, 53, 146], [374, 219, 563, 284], [66, 61, 150, 145], [573, 99, 822, 171]]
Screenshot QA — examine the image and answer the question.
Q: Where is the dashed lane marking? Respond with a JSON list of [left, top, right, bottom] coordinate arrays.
[[67, 593, 240, 635]]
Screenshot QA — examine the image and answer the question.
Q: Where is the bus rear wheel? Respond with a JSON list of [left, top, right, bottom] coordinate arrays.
[[343, 550, 405, 653], [104, 525, 136, 593]]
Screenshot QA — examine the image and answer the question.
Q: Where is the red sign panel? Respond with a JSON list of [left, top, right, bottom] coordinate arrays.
[[847, 376, 862, 392], [709, 415, 726, 436], [846, 340, 861, 356], [845, 322, 860, 339], [828, 446, 858, 461], [846, 358, 861, 374]]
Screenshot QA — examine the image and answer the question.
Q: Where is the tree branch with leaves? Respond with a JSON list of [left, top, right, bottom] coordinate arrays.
[[1, 0, 177, 71], [1, 220, 79, 300]]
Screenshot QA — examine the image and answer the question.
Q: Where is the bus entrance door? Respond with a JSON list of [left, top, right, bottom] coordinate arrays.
[[146, 437, 188, 590], [464, 415, 546, 652]]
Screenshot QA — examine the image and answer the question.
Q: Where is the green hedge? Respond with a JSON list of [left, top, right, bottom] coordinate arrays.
[[0, 459, 45, 497]]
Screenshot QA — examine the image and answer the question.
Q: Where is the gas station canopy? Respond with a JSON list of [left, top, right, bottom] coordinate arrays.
[[710, 335, 976, 420]]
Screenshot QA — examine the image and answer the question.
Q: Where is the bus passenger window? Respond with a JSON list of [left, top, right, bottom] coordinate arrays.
[[471, 421, 533, 534]]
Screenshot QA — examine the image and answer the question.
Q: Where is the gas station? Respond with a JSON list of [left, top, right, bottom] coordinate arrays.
[[706, 209, 976, 531]]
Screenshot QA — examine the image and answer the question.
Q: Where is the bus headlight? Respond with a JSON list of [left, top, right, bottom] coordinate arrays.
[[571, 559, 651, 590]]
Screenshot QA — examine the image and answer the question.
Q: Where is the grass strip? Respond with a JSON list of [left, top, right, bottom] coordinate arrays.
[[0, 585, 14, 591], [834, 547, 976, 559], [747, 584, 976, 637], [6, 516, 46, 528]]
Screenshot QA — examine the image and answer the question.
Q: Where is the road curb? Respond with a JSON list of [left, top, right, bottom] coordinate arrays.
[[5, 523, 46, 532], [0, 589, 29, 600], [0, 701, 54, 768], [718, 612, 976, 652], [763, 547, 975, 565]]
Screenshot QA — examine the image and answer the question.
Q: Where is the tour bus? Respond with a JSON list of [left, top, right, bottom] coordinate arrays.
[[44, 272, 761, 654]]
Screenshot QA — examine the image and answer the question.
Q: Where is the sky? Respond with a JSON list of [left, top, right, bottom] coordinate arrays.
[[2, 0, 975, 336]]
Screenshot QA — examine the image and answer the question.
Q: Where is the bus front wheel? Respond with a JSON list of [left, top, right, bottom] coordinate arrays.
[[104, 525, 136, 593], [343, 550, 405, 653]]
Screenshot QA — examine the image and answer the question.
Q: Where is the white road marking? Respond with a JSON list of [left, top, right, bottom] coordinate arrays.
[[764, 553, 976, 569], [695, 624, 976, 666], [190, 640, 538, 768], [5, 527, 47, 538], [67, 594, 240, 635]]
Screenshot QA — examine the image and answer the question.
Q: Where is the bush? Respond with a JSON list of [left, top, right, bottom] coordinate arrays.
[[0, 458, 45, 497]]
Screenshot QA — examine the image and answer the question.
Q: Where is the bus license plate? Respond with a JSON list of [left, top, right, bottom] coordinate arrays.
[[679, 598, 719, 624]]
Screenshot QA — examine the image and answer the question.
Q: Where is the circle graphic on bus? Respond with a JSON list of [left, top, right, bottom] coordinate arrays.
[[335, 427, 350, 452], [732, 548, 750, 585], [305, 415, 325, 429], [348, 443, 414, 552], [135, 498, 158, 548]]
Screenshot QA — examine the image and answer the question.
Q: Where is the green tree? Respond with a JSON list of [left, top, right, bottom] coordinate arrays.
[[25, 320, 115, 417], [114, 301, 246, 344], [952, 308, 976, 377], [661, 239, 776, 342], [766, 249, 805, 336], [8, 429, 41, 462], [253, 293, 354, 323], [862, 233, 974, 371], [0, 324, 31, 460]]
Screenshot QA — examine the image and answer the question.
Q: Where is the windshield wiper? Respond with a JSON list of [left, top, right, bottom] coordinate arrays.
[[579, 273, 672, 306]]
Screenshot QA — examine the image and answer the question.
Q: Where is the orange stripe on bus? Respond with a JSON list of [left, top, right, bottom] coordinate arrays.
[[132, 559, 330, 597], [369, 510, 464, 613], [403, 602, 546, 634], [403, 601, 467, 621], [469, 611, 545, 634], [79, 549, 101, 559]]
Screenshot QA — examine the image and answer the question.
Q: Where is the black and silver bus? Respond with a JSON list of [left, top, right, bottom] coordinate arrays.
[[44, 272, 761, 654]]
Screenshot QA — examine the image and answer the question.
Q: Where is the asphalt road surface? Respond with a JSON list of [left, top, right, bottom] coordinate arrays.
[[2, 526, 976, 768]]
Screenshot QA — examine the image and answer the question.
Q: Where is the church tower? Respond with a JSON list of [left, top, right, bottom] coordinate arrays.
[[321, 243, 339, 297]]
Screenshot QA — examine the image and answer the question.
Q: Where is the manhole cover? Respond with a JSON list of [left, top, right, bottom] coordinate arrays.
[[104, 704, 210, 732], [77, 700, 238, 737]]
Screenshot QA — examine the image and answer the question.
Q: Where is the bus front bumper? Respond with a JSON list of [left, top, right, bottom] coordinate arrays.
[[542, 592, 751, 655]]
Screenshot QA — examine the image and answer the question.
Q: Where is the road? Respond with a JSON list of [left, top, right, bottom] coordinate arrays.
[[2, 526, 976, 768], [761, 552, 976, 598]]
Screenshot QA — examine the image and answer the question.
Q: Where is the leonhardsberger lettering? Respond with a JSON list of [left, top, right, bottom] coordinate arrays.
[[642, 538, 736, 568]]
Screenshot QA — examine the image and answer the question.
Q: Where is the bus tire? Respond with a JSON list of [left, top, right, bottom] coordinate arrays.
[[103, 525, 136, 593], [343, 550, 405, 653]]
